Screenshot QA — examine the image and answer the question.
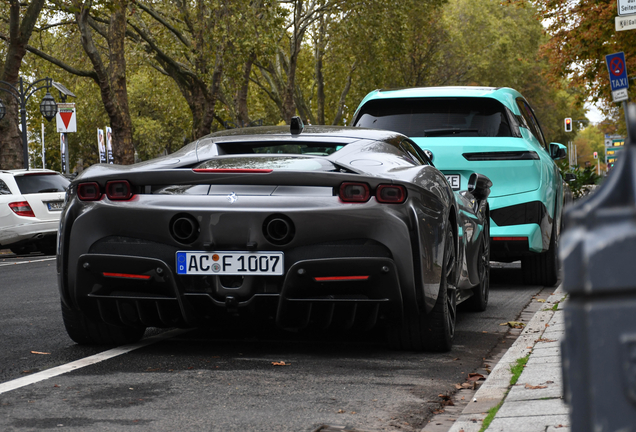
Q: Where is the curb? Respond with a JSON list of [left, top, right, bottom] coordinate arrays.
[[447, 285, 566, 432]]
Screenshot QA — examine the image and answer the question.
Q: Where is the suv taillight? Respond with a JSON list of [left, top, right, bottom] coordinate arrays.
[[339, 182, 371, 203], [77, 182, 101, 201], [105, 180, 133, 200], [9, 201, 35, 217]]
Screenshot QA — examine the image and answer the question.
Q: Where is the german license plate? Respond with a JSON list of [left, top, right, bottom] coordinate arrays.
[[176, 251, 284, 275], [445, 175, 460, 190], [47, 201, 64, 211]]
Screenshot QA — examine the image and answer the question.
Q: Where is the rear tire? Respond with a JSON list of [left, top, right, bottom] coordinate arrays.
[[388, 225, 457, 352], [61, 301, 146, 345], [464, 229, 490, 312], [522, 223, 558, 287]]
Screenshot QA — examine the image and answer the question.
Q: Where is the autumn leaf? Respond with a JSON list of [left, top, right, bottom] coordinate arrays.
[[31, 351, 50, 355], [525, 383, 547, 389], [500, 321, 525, 329], [271, 361, 290, 366], [536, 299, 546, 303], [468, 373, 485, 381]]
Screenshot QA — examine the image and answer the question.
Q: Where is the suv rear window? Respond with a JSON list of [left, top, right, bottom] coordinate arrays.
[[354, 97, 514, 138], [14, 174, 70, 194]]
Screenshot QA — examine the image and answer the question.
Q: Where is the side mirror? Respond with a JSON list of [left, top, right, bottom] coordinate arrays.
[[468, 173, 492, 200], [564, 173, 576, 182], [550, 142, 568, 160], [423, 149, 434, 163]]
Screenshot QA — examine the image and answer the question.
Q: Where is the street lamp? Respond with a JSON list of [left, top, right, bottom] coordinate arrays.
[[0, 77, 58, 169]]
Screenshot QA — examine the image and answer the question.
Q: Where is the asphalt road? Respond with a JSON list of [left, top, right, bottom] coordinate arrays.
[[0, 253, 543, 432]]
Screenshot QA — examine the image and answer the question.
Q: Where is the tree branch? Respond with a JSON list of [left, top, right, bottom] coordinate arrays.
[[137, 1, 192, 49]]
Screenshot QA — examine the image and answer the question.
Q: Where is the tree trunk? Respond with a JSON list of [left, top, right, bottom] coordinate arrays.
[[0, 0, 46, 169], [315, 13, 326, 125], [282, 0, 304, 123], [235, 55, 254, 126], [75, 0, 134, 164]]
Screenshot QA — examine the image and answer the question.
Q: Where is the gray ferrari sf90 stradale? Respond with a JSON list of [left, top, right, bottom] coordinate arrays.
[[57, 119, 491, 352]]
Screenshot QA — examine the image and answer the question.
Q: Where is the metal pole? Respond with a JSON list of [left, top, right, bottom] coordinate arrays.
[[575, 144, 578, 166], [41, 122, 45, 169], [19, 78, 29, 170], [597, 157, 600, 176]]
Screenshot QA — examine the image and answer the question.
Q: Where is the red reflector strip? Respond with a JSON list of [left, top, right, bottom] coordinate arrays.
[[492, 237, 528, 241], [192, 169, 273, 173], [314, 276, 369, 282], [103, 272, 152, 280]]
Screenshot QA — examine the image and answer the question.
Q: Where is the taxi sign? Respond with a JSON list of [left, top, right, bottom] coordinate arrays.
[[605, 52, 629, 102]]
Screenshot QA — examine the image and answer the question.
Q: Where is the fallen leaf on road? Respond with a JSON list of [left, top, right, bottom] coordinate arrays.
[[500, 321, 525, 328], [337, 409, 345, 414], [271, 361, 290, 366], [468, 373, 485, 381], [525, 383, 547, 389], [537, 338, 557, 343], [455, 384, 462, 389], [536, 299, 546, 303], [30, 351, 50, 355]]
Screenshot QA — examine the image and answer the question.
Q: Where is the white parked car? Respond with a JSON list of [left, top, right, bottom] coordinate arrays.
[[0, 169, 69, 255]]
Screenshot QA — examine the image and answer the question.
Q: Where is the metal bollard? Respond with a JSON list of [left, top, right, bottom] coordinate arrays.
[[560, 102, 636, 431]]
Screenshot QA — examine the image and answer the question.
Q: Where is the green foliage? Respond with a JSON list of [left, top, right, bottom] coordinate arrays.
[[8, 0, 597, 169], [563, 165, 601, 199]]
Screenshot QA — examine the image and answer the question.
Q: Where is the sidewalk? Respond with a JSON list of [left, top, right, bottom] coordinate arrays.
[[444, 285, 569, 432]]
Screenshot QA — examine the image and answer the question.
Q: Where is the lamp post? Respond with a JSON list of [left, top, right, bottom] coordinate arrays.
[[0, 77, 58, 170]]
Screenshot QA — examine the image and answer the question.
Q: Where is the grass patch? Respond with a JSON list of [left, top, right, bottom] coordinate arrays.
[[479, 400, 503, 431], [510, 356, 529, 386], [478, 355, 530, 431]]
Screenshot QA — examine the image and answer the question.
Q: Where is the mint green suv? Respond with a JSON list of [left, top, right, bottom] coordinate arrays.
[[352, 87, 569, 287]]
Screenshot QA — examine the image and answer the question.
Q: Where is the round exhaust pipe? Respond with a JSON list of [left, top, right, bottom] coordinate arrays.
[[263, 214, 295, 245], [170, 213, 200, 244]]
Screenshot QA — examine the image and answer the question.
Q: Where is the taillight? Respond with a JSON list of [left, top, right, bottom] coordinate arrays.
[[105, 180, 133, 200], [339, 182, 370, 203], [376, 184, 407, 204], [9, 201, 35, 217], [77, 182, 101, 201]]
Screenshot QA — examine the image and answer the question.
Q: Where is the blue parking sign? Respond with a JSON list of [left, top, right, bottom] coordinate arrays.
[[606, 52, 629, 91], [606, 52, 629, 102]]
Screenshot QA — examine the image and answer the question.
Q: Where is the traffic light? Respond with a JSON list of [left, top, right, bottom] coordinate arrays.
[[564, 118, 572, 132]]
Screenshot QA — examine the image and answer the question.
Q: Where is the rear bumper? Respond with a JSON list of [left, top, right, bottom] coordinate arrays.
[[488, 192, 554, 259], [0, 219, 59, 247], [72, 252, 403, 331]]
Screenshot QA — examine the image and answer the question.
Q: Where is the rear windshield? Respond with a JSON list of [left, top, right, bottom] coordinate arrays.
[[217, 142, 345, 156], [14, 174, 69, 194], [196, 155, 339, 172], [354, 97, 513, 138]]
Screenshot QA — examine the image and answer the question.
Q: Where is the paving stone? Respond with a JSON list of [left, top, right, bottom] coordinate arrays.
[[486, 415, 570, 432], [496, 398, 569, 417]]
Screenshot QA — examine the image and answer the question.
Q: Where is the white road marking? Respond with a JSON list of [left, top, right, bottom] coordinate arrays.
[[0, 257, 56, 266], [0, 328, 190, 395]]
